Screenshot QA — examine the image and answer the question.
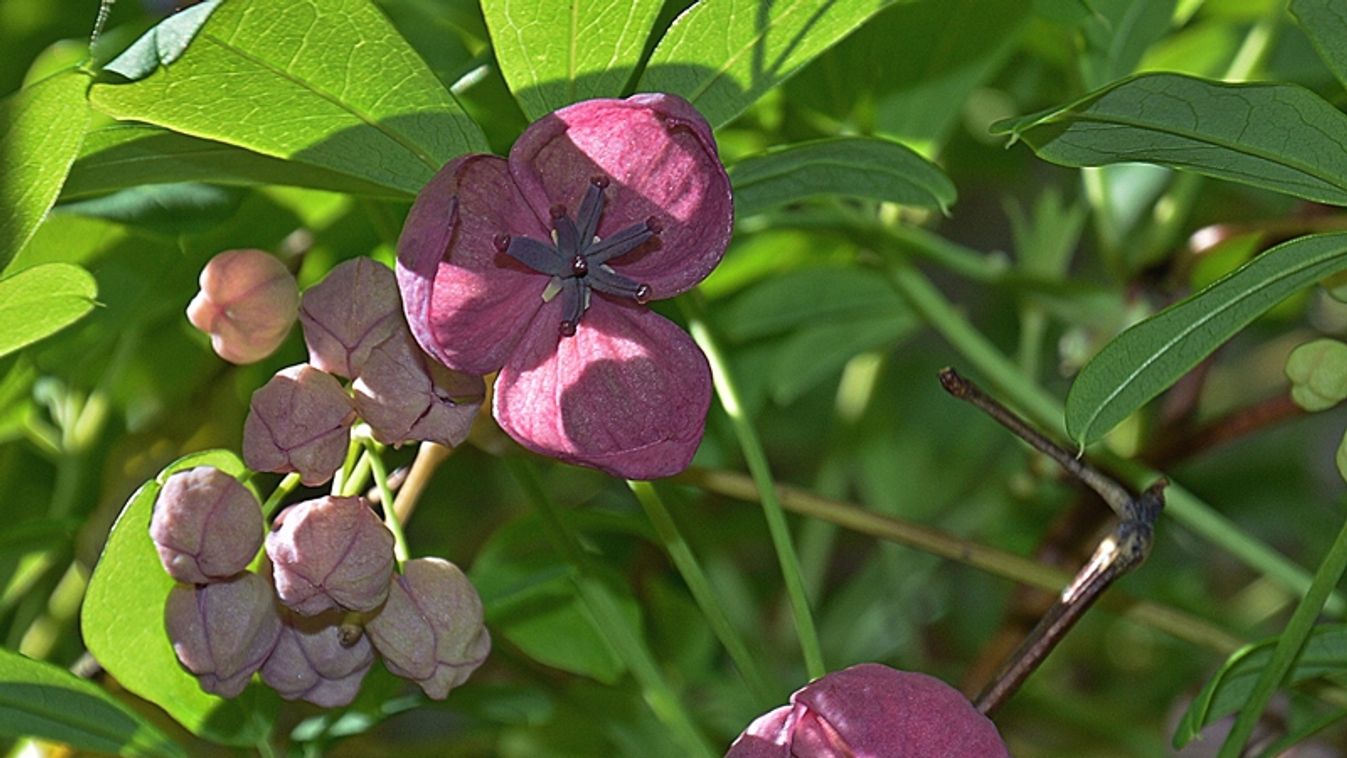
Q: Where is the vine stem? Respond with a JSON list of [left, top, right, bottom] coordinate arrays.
[[260, 473, 301, 519], [683, 295, 826, 680], [627, 480, 776, 705], [507, 457, 714, 757], [365, 442, 409, 564]]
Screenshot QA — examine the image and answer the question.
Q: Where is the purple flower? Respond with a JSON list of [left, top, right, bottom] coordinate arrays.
[[353, 331, 484, 448], [365, 557, 489, 700], [397, 94, 732, 480], [242, 364, 355, 486], [298, 258, 403, 379], [726, 664, 1009, 758], [187, 249, 298, 364], [265, 496, 395, 615], [260, 610, 374, 707], [150, 466, 263, 585], [164, 571, 282, 698]]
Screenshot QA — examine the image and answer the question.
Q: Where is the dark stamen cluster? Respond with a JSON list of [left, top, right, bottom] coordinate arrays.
[[497, 177, 660, 337]]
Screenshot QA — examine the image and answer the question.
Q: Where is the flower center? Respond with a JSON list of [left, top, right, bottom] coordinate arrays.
[[495, 177, 660, 337]]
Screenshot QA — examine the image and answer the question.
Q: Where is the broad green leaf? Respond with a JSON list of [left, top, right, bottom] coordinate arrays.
[[101, 0, 223, 80], [89, 0, 487, 198], [993, 73, 1347, 207], [0, 263, 97, 358], [63, 125, 408, 200], [1078, 0, 1176, 88], [729, 137, 956, 217], [481, 0, 663, 119], [1, 70, 92, 270], [770, 316, 916, 405], [1291, 0, 1347, 91], [1066, 232, 1347, 445], [82, 450, 274, 746], [59, 183, 245, 237], [720, 266, 908, 341], [1173, 624, 1347, 748], [0, 648, 185, 758], [639, 0, 896, 128]]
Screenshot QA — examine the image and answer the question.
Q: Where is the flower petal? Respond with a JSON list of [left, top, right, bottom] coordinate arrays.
[[397, 155, 552, 375], [494, 298, 711, 479], [509, 94, 732, 299]]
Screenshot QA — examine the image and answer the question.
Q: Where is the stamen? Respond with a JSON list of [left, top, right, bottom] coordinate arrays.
[[645, 216, 663, 234], [576, 177, 608, 246], [585, 222, 656, 266], [492, 233, 511, 253], [560, 321, 577, 337], [635, 284, 652, 304], [591, 176, 610, 188]]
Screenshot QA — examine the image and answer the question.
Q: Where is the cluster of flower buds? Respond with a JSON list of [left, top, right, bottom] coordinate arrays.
[[151, 468, 490, 705], [237, 258, 485, 486]]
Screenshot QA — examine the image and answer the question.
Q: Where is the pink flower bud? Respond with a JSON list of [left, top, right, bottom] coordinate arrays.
[[353, 331, 484, 448], [365, 557, 489, 699], [298, 258, 403, 379], [187, 249, 298, 364], [242, 364, 355, 486], [164, 571, 282, 698], [726, 664, 1009, 757], [261, 610, 374, 707], [265, 496, 394, 615], [150, 466, 263, 585]]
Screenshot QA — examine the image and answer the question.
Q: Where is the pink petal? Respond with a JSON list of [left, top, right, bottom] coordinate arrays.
[[397, 154, 553, 375], [509, 94, 732, 299], [725, 705, 796, 757], [494, 298, 711, 479]]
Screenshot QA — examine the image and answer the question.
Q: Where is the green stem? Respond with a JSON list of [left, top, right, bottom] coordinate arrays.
[[507, 457, 714, 757], [365, 443, 409, 564], [332, 435, 363, 495], [885, 259, 1346, 614], [1218, 513, 1347, 757], [683, 296, 826, 680], [628, 480, 776, 705], [260, 473, 302, 519], [340, 451, 372, 498]]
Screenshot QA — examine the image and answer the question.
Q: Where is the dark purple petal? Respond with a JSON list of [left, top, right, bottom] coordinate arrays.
[[493, 298, 711, 479], [509, 93, 732, 298], [397, 154, 553, 375], [164, 571, 282, 698], [265, 496, 395, 615], [352, 331, 483, 448], [298, 258, 402, 379], [187, 249, 298, 364], [151, 466, 263, 584], [242, 365, 355, 487]]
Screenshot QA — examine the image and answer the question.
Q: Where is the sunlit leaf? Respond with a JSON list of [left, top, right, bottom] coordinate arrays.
[[994, 73, 1347, 206], [89, 0, 487, 197], [81, 450, 275, 746], [481, 0, 663, 119], [0, 263, 97, 358], [1066, 232, 1347, 445], [0, 648, 185, 758]]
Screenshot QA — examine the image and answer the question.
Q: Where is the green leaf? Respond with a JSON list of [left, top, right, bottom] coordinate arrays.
[[1077, 0, 1176, 89], [720, 266, 908, 341], [1, 70, 92, 270], [0, 648, 185, 758], [0, 263, 97, 358], [58, 183, 245, 237], [770, 316, 916, 405], [729, 137, 956, 217], [88, 0, 487, 198], [639, 0, 896, 128], [101, 0, 223, 80], [81, 450, 274, 746], [993, 73, 1347, 206], [481, 0, 663, 119], [1066, 232, 1347, 445], [62, 125, 408, 200], [1291, 0, 1347, 91]]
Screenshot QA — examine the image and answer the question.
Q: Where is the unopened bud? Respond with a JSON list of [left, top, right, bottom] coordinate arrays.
[[265, 496, 394, 615], [298, 258, 402, 379], [187, 249, 298, 364], [243, 365, 355, 486], [164, 571, 282, 698], [353, 332, 483, 447], [261, 610, 374, 707], [150, 467, 263, 585]]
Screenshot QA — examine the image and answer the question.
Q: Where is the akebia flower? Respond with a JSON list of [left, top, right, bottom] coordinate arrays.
[[150, 466, 264, 585], [365, 557, 490, 699], [164, 571, 282, 697], [261, 609, 374, 707], [298, 257, 403, 379], [726, 663, 1009, 757], [265, 495, 395, 615], [187, 249, 298, 364], [243, 364, 356, 486], [397, 93, 732, 480]]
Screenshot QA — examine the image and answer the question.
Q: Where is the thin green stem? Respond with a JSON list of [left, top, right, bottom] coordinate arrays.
[[260, 473, 302, 519], [507, 457, 714, 757], [365, 442, 409, 564], [332, 435, 363, 495], [1218, 513, 1347, 758], [885, 259, 1346, 614], [340, 451, 372, 498], [628, 480, 776, 705], [683, 296, 826, 680]]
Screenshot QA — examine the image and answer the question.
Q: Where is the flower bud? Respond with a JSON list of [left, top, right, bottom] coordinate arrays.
[[265, 496, 394, 615], [261, 610, 374, 707], [353, 332, 484, 448], [299, 258, 402, 379], [150, 466, 263, 585], [366, 557, 489, 699], [164, 571, 282, 698], [243, 364, 355, 486], [726, 664, 1009, 757], [187, 249, 298, 364]]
